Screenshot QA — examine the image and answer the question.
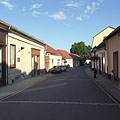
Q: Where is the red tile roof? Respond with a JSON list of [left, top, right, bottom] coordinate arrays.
[[45, 44, 59, 54], [69, 53, 80, 60], [56, 50, 72, 59], [70, 53, 80, 57]]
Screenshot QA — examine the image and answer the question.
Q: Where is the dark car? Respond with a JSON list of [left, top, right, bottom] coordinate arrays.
[[51, 66, 61, 74], [59, 66, 67, 72]]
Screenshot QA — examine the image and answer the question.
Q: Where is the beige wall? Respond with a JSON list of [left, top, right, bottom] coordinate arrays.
[[96, 49, 107, 73], [8, 32, 45, 84], [46, 53, 62, 69], [66, 59, 73, 68], [106, 34, 120, 78], [92, 27, 114, 48]]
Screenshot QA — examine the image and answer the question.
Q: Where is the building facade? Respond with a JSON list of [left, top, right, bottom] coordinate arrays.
[[69, 53, 80, 67], [56, 50, 73, 68], [45, 44, 62, 72], [105, 26, 120, 80], [91, 26, 115, 74], [0, 26, 7, 86], [0, 20, 46, 86], [95, 42, 108, 74]]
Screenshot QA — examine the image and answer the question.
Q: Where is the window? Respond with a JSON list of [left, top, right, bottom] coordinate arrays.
[[52, 59, 54, 63], [52, 59, 54, 67], [10, 45, 16, 68], [58, 59, 60, 66]]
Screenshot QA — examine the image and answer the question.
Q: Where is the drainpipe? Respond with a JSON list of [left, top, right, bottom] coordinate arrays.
[[6, 25, 12, 85]]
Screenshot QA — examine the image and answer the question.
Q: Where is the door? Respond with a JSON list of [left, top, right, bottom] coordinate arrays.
[[0, 47, 2, 85], [31, 48, 40, 76], [32, 55, 40, 76], [45, 56, 49, 72], [99, 57, 101, 73], [32, 56, 35, 76], [37, 55, 40, 75], [35, 56, 37, 76], [21, 48, 25, 74], [113, 51, 118, 79]]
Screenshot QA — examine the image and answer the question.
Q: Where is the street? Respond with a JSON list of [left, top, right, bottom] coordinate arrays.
[[0, 66, 120, 120]]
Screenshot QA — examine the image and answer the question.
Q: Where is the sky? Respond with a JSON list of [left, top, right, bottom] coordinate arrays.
[[0, 0, 120, 52]]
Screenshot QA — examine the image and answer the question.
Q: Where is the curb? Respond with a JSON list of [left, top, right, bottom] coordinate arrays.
[[0, 74, 54, 101], [86, 68, 120, 106], [93, 78, 120, 106]]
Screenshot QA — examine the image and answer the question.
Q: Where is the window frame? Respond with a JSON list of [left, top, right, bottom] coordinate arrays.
[[10, 44, 16, 68]]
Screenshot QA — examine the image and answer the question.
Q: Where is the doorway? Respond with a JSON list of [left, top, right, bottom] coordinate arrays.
[[45, 56, 49, 72], [31, 48, 40, 76], [113, 51, 118, 80], [0, 46, 6, 86]]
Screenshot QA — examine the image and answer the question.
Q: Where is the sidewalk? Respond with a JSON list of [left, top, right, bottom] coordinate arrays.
[[0, 73, 53, 100], [86, 67, 120, 103]]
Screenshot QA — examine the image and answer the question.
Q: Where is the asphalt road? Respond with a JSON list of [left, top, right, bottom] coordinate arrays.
[[0, 66, 120, 120]]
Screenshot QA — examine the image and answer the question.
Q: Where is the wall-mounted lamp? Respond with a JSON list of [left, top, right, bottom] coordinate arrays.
[[18, 47, 24, 52]]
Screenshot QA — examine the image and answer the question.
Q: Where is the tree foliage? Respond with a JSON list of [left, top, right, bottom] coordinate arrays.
[[70, 41, 91, 59]]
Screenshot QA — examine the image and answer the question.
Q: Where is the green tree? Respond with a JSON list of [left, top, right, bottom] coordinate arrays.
[[70, 41, 91, 59]]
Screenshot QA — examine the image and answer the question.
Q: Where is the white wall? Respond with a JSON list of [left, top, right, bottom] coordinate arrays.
[[66, 59, 73, 68], [8, 33, 45, 84], [46, 53, 62, 69]]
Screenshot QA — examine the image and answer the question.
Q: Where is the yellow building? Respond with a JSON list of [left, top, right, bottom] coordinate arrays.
[[92, 26, 114, 48], [91, 27, 114, 74], [0, 19, 46, 86]]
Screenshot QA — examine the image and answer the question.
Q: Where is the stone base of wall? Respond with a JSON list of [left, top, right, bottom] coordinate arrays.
[[8, 73, 21, 84], [8, 69, 46, 85], [40, 69, 46, 75]]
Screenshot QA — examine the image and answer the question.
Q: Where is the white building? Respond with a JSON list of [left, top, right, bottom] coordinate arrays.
[[56, 50, 73, 68], [45, 45, 62, 72]]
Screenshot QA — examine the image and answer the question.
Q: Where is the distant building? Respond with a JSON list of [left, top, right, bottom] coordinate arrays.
[[45, 44, 62, 72], [85, 59, 91, 65], [56, 50, 73, 68], [69, 53, 80, 67]]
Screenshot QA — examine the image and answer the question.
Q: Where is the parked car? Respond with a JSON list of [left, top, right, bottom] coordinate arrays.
[[51, 66, 61, 74], [59, 66, 67, 72], [65, 64, 70, 69]]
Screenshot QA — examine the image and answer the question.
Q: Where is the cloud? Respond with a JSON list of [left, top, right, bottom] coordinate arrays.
[[92, 2, 100, 9], [0, 1, 14, 10], [86, 5, 91, 11], [22, 8, 26, 12], [32, 10, 48, 17], [76, 13, 90, 22], [65, 1, 84, 8], [76, 16, 83, 21], [49, 11, 67, 20], [85, 1, 101, 14], [32, 3, 43, 8], [76, 0, 103, 22]]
